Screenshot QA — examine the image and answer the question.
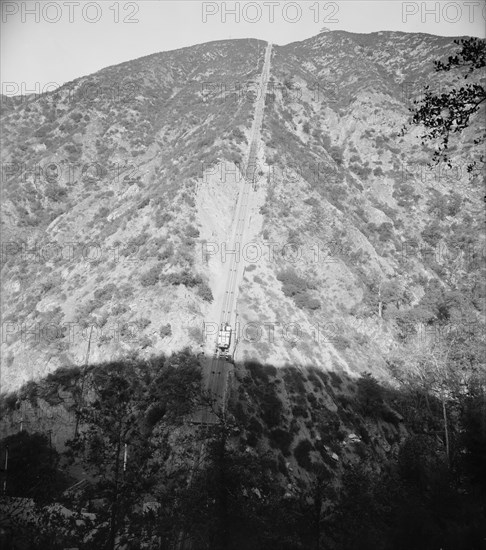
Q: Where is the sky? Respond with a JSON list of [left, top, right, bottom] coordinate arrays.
[[1, 0, 485, 95]]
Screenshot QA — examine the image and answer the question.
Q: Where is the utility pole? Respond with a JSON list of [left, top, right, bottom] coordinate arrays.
[[2, 446, 8, 494], [123, 443, 128, 474], [48, 430, 53, 464], [74, 325, 94, 438]]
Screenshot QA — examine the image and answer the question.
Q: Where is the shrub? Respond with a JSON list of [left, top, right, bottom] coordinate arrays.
[[166, 270, 202, 288], [247, 417, 263, 447], [376, 222, 394, 242], [112, 303, 129, 316], [277, 269, 320, 310], [393, 182, 420, 207], [159, 323, 172, 338], [277, 269, 309, 298], [328, 372, 342, 388], [329, 145, 344, 165], [188, 326, 203, 343], [135, 318, 151, 330], [283, 367, 306, 394], [127, 232, 149, 249], [350, 163, 372, 180], [421, 221, 442, 248], [333, 334, 351, 350], [94, 283, 117, 302], [34, 126, 48, 138], [155, 210, 171, 228], [232, 127, 246, 143], [97, 206, 110, 218], [294, 293, 320, 310], [294, 439, 314, 469], [186, 225, 200, 239], [269, 428, 293, 456], [3, 392, 18, 411], [292, 404, 309, 418], [44, 365, 81, 388], [327, 183, 348, 207], [70, 112, 83, 123], [140, 335, 153, 349], [247, 362, 276, 385], [197, 282, 213, 302], [138, 197, 150, 210], [18, 380, 39, 405], [140, 266, 161, 287], [64, 143, 82, 161], [261, 391, 283, 428], [45, 184, 67, 202], [357, 373, 384, 418], [158, 243, 174, 262], [145, 403, 166, 427]]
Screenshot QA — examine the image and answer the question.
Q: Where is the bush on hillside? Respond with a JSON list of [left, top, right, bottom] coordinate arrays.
[[159, 323, 172, 338], [277, 269, 320, 310], [197, 282, 213, 302], [294, 439, 314, 469], [357, 373, 385, 418], [140, 266, 161, 287], [269, 428, 293, 456]]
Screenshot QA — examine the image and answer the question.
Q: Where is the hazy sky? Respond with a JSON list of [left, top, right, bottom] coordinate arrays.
[[1, 0, 485, 95]]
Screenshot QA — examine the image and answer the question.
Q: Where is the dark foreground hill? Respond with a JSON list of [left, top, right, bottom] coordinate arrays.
[[1, 351, 485, 549]]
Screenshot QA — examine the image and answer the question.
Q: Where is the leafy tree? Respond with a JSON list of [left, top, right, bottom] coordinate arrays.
[[421, 220, 442, 248], [277, 269, 320, 310], [294, 439, 314, 469], [177, 404, 280, 550], [197, 281, 214, 302], [459, 378, 486, 493], [66, 362, 156, 549], [365, 274, 408, 317], [0, 431, 66, 503], [391, 329, 477, 468], [327, 464, 392, 550], [356, 373, 385, 418], [0, 433, 89, 550], [404, 38, 485, 170]]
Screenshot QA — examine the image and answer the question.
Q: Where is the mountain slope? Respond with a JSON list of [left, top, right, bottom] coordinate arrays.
[[234, 31, 485, 374], [1, 39, 266, 390], [1, 32, 484, 394]]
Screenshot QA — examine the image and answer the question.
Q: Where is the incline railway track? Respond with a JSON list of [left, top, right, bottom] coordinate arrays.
[[195, 42, 273, 426], [178, 46, 273, 549]]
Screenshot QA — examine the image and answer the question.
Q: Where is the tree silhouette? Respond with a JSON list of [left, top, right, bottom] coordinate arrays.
[[66, 362, 155, 550], [404, 38, 485, 171]]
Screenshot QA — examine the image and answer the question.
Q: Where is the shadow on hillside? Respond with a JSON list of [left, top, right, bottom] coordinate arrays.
[[0, 354, 485, 550]]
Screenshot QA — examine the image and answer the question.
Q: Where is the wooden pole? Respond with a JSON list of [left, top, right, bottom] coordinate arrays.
[[3, 446, 8, 494], [74, 325, 94, 438]]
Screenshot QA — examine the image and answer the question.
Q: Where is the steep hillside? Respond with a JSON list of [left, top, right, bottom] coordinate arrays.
[[1, 39, 266, 391], [2, 32, 485, 393], [235, 31, 485, 373]]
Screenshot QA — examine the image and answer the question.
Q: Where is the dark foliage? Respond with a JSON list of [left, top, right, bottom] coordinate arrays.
[[405, 37, 485, 169], [0, 431, 67, 503]]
